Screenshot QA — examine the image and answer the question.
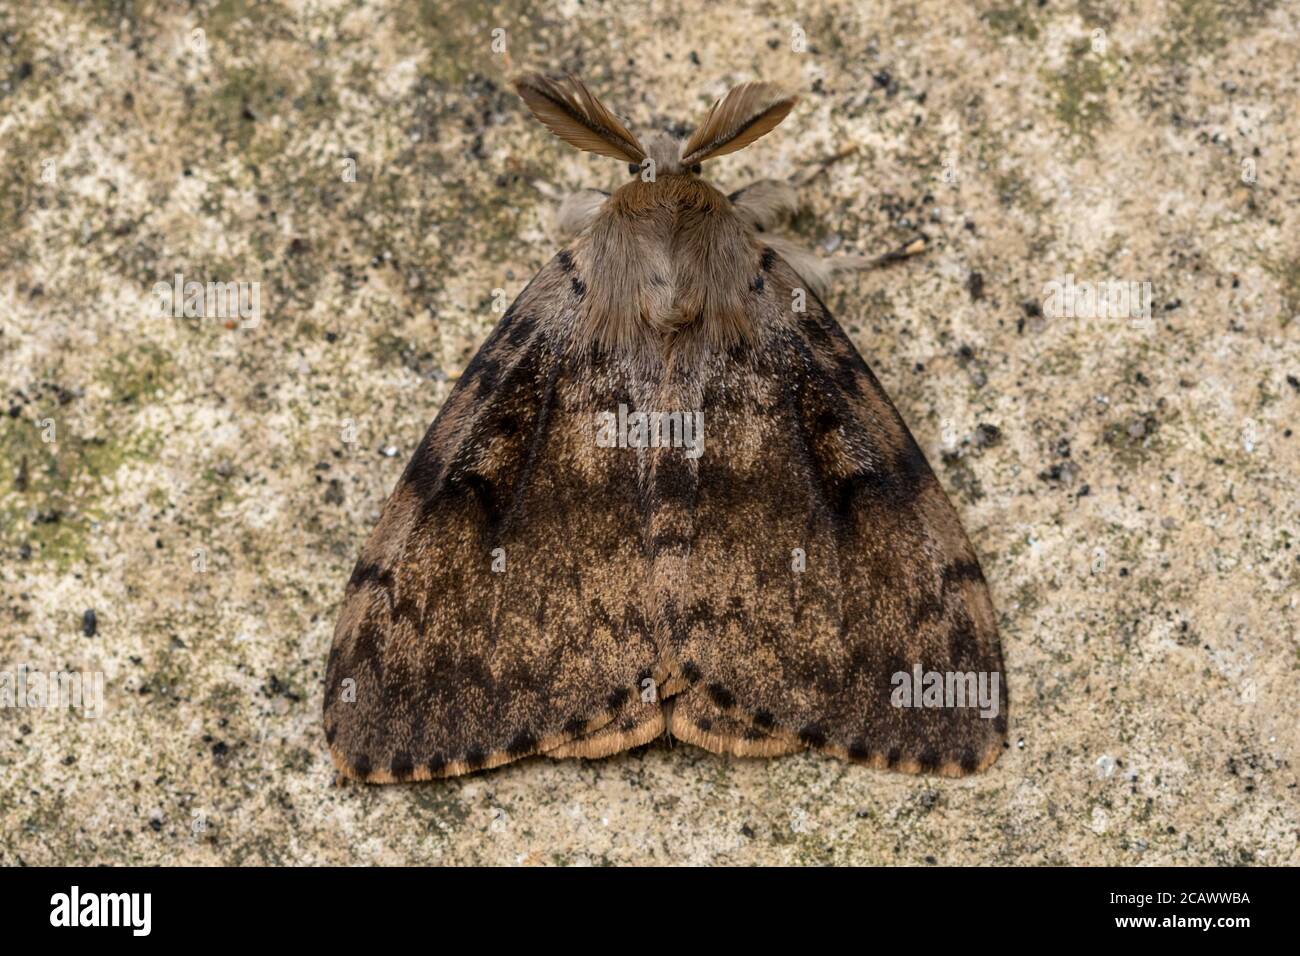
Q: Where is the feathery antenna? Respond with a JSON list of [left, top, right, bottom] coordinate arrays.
[[512, 73, 646, 163], [681, 82, 797, 166]]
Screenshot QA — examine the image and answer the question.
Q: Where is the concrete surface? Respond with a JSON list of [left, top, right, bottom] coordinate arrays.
[[1, 0, 1296, 864]]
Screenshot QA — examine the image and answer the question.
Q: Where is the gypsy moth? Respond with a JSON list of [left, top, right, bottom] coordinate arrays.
[[323, 74, 1006, 782]]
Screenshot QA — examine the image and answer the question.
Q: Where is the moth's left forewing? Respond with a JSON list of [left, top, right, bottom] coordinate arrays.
[[324, 251, 669, 782]]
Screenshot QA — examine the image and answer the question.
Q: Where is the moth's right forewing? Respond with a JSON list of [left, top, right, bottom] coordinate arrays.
[[668, 249, 1007, 776]]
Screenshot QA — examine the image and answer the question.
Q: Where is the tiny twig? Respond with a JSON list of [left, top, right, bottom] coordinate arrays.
[[790, 145, 860, 186]]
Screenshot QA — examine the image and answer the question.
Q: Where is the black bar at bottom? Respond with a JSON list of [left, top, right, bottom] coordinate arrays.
[[0, 865, 1284, 941]]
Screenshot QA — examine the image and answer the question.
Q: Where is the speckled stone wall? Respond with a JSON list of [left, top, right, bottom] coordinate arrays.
[[1, 0, 1296, 864]]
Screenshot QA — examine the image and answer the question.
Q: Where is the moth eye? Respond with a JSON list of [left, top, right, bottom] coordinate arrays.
[[690, 163, 702, 175], [628, 162, 641, 175]]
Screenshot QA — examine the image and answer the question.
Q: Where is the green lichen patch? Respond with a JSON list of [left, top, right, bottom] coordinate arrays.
[[981, 1, 1044, 41], [1042, 39, 1123, 145]]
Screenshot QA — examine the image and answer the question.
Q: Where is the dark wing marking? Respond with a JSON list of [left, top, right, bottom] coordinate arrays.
[[545, 692, 666, 759], [667, 688, 802, 758], [666, 253, 1007, 776], [324, 254, 665, 781]]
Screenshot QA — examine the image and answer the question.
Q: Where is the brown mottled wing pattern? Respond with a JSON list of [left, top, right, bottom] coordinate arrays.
[[324, 253, 662, 781], [666, 249, 1007, 776]]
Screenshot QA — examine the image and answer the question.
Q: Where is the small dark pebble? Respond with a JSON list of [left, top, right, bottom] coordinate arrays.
[[323, 478, 345, 505], [1039, 461, 1079, 485], [82, 609, 97, 637]]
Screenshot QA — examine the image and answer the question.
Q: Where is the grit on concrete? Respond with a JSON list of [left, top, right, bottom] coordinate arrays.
[[0, 0, 1296, 864]]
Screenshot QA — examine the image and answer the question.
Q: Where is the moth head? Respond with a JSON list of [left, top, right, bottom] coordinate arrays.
[[512, 73, 797, 181], [633, 133, 692, 178]]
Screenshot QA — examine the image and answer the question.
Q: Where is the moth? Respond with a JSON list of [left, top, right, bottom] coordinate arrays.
[[323, 74, 1007, 782]]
